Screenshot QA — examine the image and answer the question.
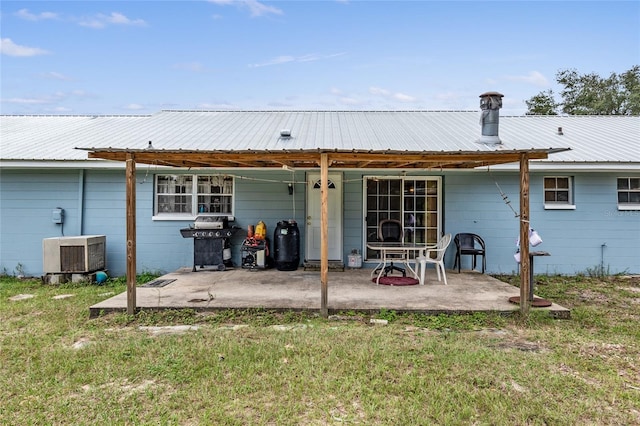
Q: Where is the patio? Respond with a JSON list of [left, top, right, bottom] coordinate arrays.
[[89, 267, 570, 319]]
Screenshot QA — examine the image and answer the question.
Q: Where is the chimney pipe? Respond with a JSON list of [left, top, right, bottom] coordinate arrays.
[[478, 91, 504, 145]]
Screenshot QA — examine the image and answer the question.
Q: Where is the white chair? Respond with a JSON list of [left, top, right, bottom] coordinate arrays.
[[416, 233, 452, 285]]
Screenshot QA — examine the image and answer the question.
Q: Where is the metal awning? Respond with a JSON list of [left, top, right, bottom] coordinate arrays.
[[77, 147, 566, 169], [78, 146, 569, 318]]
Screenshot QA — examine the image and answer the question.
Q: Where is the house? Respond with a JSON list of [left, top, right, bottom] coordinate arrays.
[[1, 104, 639, 279]]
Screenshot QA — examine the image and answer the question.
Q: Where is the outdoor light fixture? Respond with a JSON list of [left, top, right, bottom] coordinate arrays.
[[288, 183, 294, 195]]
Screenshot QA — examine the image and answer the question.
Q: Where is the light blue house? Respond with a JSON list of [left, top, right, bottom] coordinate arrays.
[[1, 109, 638, 278]]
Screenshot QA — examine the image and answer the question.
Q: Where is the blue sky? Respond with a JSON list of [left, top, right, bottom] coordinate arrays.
[[1, 1, 638, 115]]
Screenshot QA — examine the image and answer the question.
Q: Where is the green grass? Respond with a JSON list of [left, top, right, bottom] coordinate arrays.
[[1, 274, 639, 425]]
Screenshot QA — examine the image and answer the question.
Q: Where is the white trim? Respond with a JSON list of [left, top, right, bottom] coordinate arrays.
[[0, 160, 125, 169], [153, 174, 235, 218], [618, 205, 640, 211], [0, 160, 182, 170], [544, 204, 576, 210], [486, 163, 640, 172], [152, 214, 196, 221]]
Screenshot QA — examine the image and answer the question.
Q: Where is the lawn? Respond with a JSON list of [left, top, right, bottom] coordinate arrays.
[[1, 273, 638, 425]]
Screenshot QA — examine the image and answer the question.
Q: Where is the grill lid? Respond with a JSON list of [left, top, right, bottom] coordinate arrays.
[[194, 215, 229, 229]]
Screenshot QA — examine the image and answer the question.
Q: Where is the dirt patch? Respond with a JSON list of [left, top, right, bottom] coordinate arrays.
[[577, 289, 611, 303], [8, 294, 34, 301], [619, 275, 640, 286], [138, 325, 200, 336], [494, 340, 544, 352]]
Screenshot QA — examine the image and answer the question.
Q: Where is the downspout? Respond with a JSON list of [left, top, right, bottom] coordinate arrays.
[[77, 169, 85, 235]]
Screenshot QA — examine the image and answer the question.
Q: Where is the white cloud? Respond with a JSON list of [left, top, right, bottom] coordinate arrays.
[[243, 0, 283, 17], [197, 102, 240, 110], [15, 8, 58, 21], [78, 12, 147, 29], [208, 0, 283, 17], [298, 54, 322, 62], [105, 12, 146, 26], [51, 106, 73, 112], [172, 62, 207, 72], [369, 86, 418, 103], [39, 71, 73, 81], [369, 87, 390, 96], [434, 91, 461, 102], [505, 71, 549, 87], [123, 103, 145, 110], [338, 97, 362, 106], [2, 97, 51, 105], [250, 55, 294, 67], [392, 92, 417, 102], [69, 89, 94, 98], [249, 52, 345, 68], [77, 18, 106, 29], [1, 90, 96, 109], [0, 38, 50, 56]]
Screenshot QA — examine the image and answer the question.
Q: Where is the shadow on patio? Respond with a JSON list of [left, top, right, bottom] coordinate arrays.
[[89, 267, 570, 318]]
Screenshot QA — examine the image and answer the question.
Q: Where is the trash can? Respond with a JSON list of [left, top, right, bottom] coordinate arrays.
[[274, 220, 300, 271]]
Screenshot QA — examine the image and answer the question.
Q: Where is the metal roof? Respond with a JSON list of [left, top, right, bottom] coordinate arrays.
[[1, 111, 638, 166]]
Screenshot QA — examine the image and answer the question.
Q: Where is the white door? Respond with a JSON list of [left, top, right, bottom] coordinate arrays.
[[306, 173, 343, 261]]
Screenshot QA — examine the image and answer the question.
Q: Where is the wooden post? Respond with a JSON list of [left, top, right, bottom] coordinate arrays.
[[519, 153, 530, 315], [320, 153, 329, 318], [126, 153, 137, 315]]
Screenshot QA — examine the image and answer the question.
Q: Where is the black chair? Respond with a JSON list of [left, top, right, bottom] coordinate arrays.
[[453, 233, 486, 273], [377, 219, 406, 277]]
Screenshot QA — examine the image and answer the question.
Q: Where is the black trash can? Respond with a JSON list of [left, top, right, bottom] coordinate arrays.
[[274, 220, 300, 271]]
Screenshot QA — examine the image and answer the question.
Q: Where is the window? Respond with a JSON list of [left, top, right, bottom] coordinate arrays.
[[155, 174, 233, 218], [617, 177, 640, 209], [544, 176, 574, 209], [364, 177, 441, 260]]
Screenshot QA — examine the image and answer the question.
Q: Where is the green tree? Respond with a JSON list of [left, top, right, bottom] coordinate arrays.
[[525, 66, 640, 115], [525, 89, 559, 115]]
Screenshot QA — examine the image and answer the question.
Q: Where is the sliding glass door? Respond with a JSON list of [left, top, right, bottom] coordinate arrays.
[[364, 176, 441, 260]]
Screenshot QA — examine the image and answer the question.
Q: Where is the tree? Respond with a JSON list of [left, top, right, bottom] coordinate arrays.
[[525, 66, 640, 115], [525, 89, 560, 115]]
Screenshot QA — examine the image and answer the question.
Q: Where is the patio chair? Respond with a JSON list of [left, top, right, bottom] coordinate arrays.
[[453, 233, 486, 273], [376, 219, 406, 277], [416, 233, 452, 285]]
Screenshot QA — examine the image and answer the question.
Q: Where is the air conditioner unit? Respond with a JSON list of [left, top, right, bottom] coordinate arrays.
[[43, 235, 106, 274]]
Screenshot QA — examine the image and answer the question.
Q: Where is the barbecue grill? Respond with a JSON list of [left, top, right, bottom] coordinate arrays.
[[180, 216, 240, 271]]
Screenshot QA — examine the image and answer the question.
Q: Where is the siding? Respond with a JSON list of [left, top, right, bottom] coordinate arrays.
[[1, 167, 638, 277], [0, 169, 81, 276], [529, 172, 640, 275]]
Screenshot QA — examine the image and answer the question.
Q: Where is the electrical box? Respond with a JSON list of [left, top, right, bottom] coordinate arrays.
[[52, 208, 64, 224]]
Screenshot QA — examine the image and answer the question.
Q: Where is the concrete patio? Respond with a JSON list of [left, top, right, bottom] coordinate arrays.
[[89, 267, 570, 318]]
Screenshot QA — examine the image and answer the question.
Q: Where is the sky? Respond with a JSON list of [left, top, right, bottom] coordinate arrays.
[[1, 1, 638, 116]]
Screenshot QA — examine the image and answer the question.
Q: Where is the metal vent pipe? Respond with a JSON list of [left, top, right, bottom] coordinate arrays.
[[478, 91, 504, 145]]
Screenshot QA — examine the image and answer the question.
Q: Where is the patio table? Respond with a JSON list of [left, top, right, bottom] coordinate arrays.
[[366, 242, 430, 285]]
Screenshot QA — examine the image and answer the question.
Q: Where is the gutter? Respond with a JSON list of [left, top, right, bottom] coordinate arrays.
[[484, 162, 640, 172]]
